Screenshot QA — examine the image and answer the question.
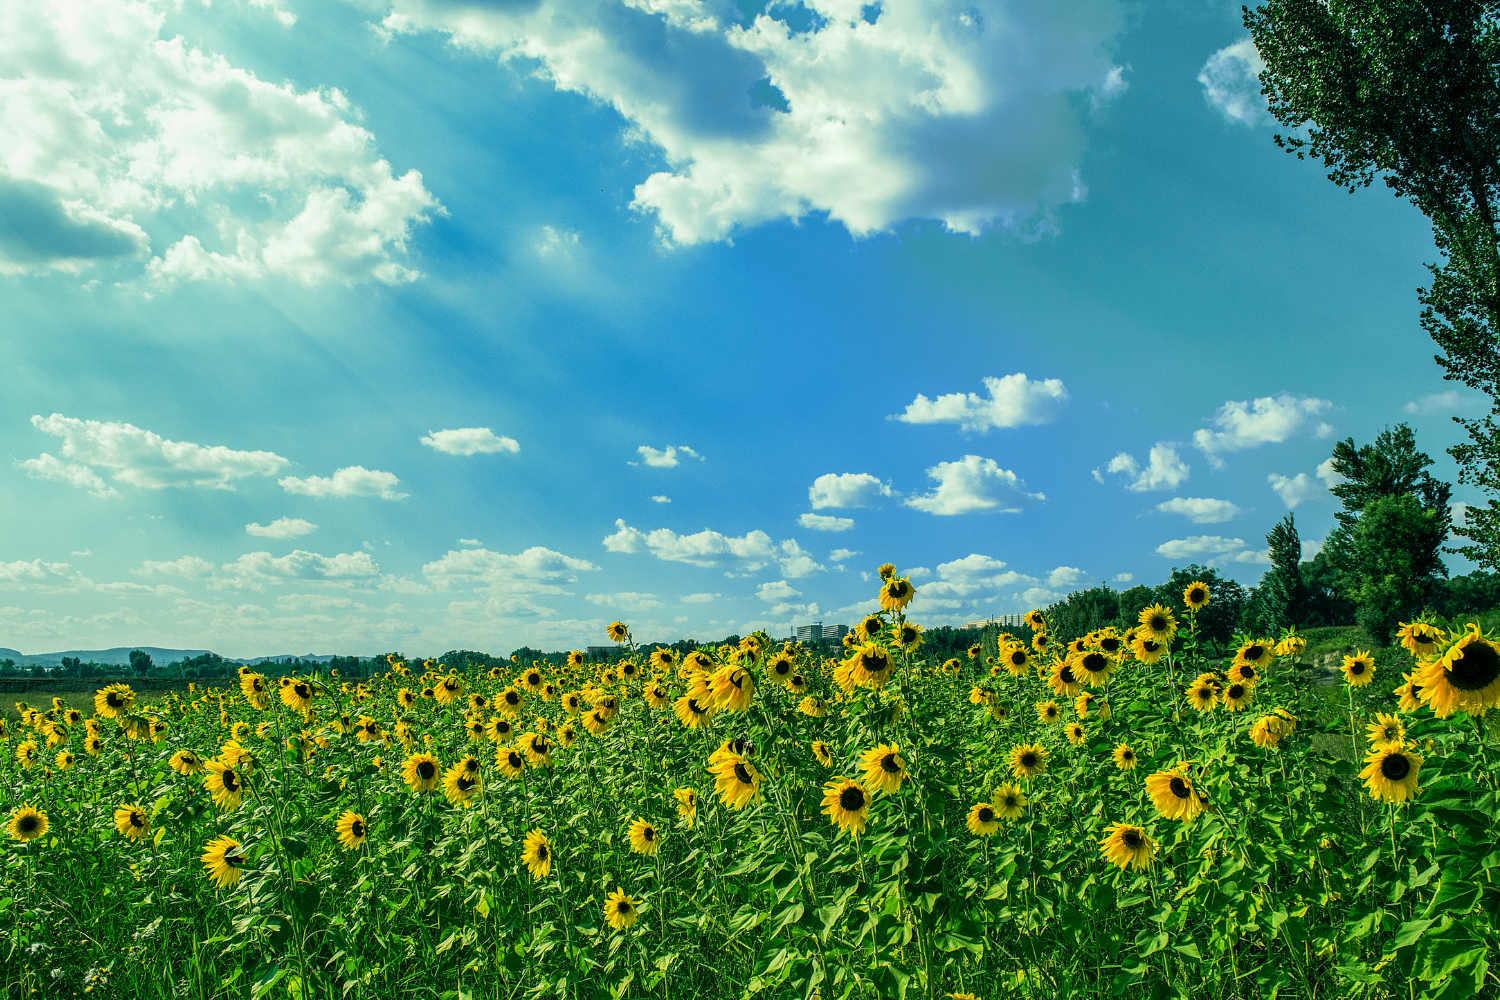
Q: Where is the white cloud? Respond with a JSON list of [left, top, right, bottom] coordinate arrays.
[[1198, 38, 1270, 126], [829, 548, 861, 563], [892, 373, 1070, 433], [421, 428, 520, 455], [757, 580, 801, 602], [1018, 586, 1060, 606], [280, 466, 407, 500], [602, 518, 821, 576], [246, 517, 317, 539], [923, 554, 1031, 597], [71, 549, 93, 557], [1095, 442, 1190, 493], [423, 546, 599, 595], [0, 558, 93, 592], [16, 452, 119, 498], [1404, 391, 1480, 415], [132, 550, 380, 591], [26, 413, 287, 491], [1047, 566, 1088, 588], [651, 495, 671, 503], [537, 225, 579, 259], [585, 592, 664, 610], [134, 555, 216, 580], [1192, 394, 1334, 469], [1301, 538, 1323, 561], [1268, 458, 1342, 509], [809, 473, 897, 509], [1156, 497, 1241, 524], [1113, 572, 1133, 583], [1155, 535, 1267, 566], [799, 513, 855, 532], [381, 0, 1127, 244], [681, 593, 719, 603], [0, 0, 440, 283], [635, 445, 704, 468], [904, 455, 1044, 515], [459, 538, 482, 546]]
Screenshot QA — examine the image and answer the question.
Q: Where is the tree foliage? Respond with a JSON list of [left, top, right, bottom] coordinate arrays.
[[1259, 514, 1307, 632]]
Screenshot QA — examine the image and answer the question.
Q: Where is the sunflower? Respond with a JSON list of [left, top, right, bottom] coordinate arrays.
[[764, 652, 795, 687], [625, 817, 660, 855], [811, 739, 834, 767], [1250, 713, 1293, 749], [443, 763, 480, 806], [54, 750, 74, 771], [709, 754, 763, 810], [643, 683, 670, 709], [1397, 620, 1443, 659], [397, 687, 417, 709], [708, 666, 756, 712], [402, 753, 442, 794], [1024, 609, 1047, 631], [1031, 632, 1050, 653], [1008, 743, 1049, 778], [895, 622, 924, 651], [434, 676, 463, 706], [495, 746, 527, 778], [1036, 700, 1062, 724], [877, 562, 897, 580], [1095, 629, 1127, 659], [83, 735, 103, 756], [204, 761, 246, 811], [14, 739, 38, 770], [603, 888, 641, 932], [849, 644, 895, 689], [859, 743, 908, 795], [1414, 630, 1500, 718], [556, 723, 579, 748], [1111, 742, 1137, 770], [518, 828, 553, 879], [999, 644, 1032, 676], [988, 702, 1011, 722], [821, 777, 871, 836], [279, 680, 315, 713], [201, 834, 247, 888], [496, 687, 524, 717], [965, 802, 1000, 836], [1396, 673, 1425, 714], [1366, 712, 1404, 748], [798, 695, 825, 717], [673, 695, 714, 729], [334, 810, 367, 851], [561, 691, 584, 715], [1221, 682, 1253, 712], [1183, 581, 1210, 611], [1135, 603, 1178, 644], [1185, 677, 1218, 713], [170, 748, 205, 774], [1226, 661, 1260, 686], [674, 788, 698, 826], [240, 673, 271, 711], [6, 806, 47, 843], [1098, 822, 1156, 871], [607, 621, 630, 642], [1068, 651, 1114, 689], [1341, 651, 1376, 687], [787, 672, 809, 694], [1274, 633, 1307, 657], [878, 576, 915, 612], [582, 710, 613, 736], [1065, 722, 1086, 746], [1234, 639, 1275, 672], [992, 782, 1027, 819], [966, 642, 983, 660], [94, 683, 136, 719], [1145, 768, 1204, 822], [1360, 744, 1424, 804]]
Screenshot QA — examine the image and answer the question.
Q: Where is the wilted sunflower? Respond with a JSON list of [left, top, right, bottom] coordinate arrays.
[[708, 666, 756, 712], [204, 761, 246, 811], [859, 742, 908, 795], [1250, 713, 1293, 749], [992, 782, 1027, 819], [603, 888, 640, 932], [521, 829, 552, 879], [1098, 822, 1156, 871], [627, 817, 660, 855], [1112, 743, 1137, 770], [1360, 744, 1423, 804], [811, 739, 834, 767], [821, 777, 871, 836], [1036, 700, 1062, 725], [200, 834, 247, 890], [7, 806, 47, 843], [582, 709, 613, 736], [673, 695, 714, 729], [966, 802, 1000, 836], [787, 672, 809, 694], [1008, 743, 1048, 779], [1182, 581, 1211, 611], [1221, 682, 1253, 712], [1338, 650, 1375, 687], [674, 788, 698, 826], [607, 621, 630, 642], [94, 683, 136, 719], [402, 753, 442, 794], [1397, 620, 1443, 659], [709, 754, 763, 810], [1065, 722, 1086, 746], [878, 576, 915, 612], [1136, 603, 1178, 643], [1145, 768, 1204, 822], [798, 695, 825, 717], [335, 810, 367, 851], [1274, 633, 1307, 657], [1413, 629, 1500, 718]]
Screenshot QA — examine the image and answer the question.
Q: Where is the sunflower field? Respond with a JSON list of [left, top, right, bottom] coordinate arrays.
[[2, 567, 1499, 1000]]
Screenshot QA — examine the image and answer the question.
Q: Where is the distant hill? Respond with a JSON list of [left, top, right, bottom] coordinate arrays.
[[0, 647, 340, 668]]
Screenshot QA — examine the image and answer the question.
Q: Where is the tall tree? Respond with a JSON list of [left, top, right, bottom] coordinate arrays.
[[1327, 424, 1452, 529], [1260, 514, 1307, 631], [1246, 0, 1500, 566]]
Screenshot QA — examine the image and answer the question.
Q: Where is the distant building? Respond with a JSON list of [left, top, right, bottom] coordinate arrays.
[[963, 614, 1026, 630], [795, 622, 849, 644]]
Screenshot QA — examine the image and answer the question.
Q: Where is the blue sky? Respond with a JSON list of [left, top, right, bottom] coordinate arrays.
[[0, 0, 1478, 657]]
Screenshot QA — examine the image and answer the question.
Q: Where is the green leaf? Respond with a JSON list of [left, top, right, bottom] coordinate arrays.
[[769, 903, 804, 936], [1389, 917, 1434, 951]]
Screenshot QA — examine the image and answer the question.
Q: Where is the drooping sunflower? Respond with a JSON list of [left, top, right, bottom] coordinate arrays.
[[1221, 682, 1253, 712], [1064, 722, 1086, 746], [240, 673, 271, 711], [94, 683, 136, 719], [1366, 712, 1405, 748], [878, 576, 915, 612], [1112, 743, 1137, 770], [673, 788, 697, 826], [992, 782, 1027, 819], [798, 695, 825, 717], [627, 817, 660, 855], [965, 802, 1000, 837], [821, 777, 871, 836], [113, 804, 149, 840], [1359, 744, 1424, 804], [1250, 713, 1293, 749], [335, 810, 367, 850], [1036, 700, 1062, 725], [1008, 743, 1049, 778], [1182, 581, 1211, 611], [402, 753, 442, 794], [582, 709, 613, 736], [709, 754, 763, 810], [1098, 822, 1156, 871], [1396, 672, 1425, 714], [204, 760, 246, 811], [1145, 768, 1204, 822], [673, 694, 714, 730], [606, 621, 630, 642], [434, 675, 463, 706], [7, 806, 47, 843], [521, 829, 552, 879], [495, 746, 527, 778], [811, 739, 834, 767], [1136, 603, 1178, 644], [859, 742, 908, 795], [1413, 629, 1500, 718], [1274, 633, 1307, 657], [1397, 620, 1443, 659], [787, 672, 809, 694], [603, 888, 641, 932], [519, 732, 552, 767], [708, 666, 757, 712], [200, 835, 248, 890]]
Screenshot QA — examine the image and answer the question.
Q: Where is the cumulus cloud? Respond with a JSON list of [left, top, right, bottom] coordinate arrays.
[[1155, 535, 1267, 565], [421, 428, 520, 455], [133, 550, 380, 590], [25, 413, 287, 491], [1198, 38, 1270, 126], [423, 546, 599, 595], [634, 445, 703, 468], [0, 558, 94, 592], [1156, 497, 1241, 524], [280, 466, 407, 500], [1047, 566, 1088, 588], [0, 0, 440, 283], [585, 591, 665, 610], [681, 593, 719, 603], [905, 455, 1044, 515], [829, 548, 861, 563], [602, 519, 823, 577], [1268, 458, 1342, 509], [379, 0, 1127, 244], [651, 495, 671, 503], [757, 580, 801, 602], [892, 373, 1069, 432], [799, 513, 855, 532], [246, 517, 317, 539], [1192, 394, 1333, 469], [1113, 572, 1133, 583], [809, 473, 898, 509], [1095, 442, 1190, 493]]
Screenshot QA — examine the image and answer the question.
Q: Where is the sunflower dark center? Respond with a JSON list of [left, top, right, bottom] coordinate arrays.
[[1189, 588, 1205, 602], [1245, 645, 1265, 660], [528, 673, 540, 685], [1143, 640, 1161, 653], [839, 785, 866, 811], [689, 699, 706, 714], [774, 661, 790, 675], [1350, 661, 1366, 675], [977, 807, 994, 823], [18, 815, 37, 832], [1081, 653, 1107, 674], [1451, 641, 1500, 691], [643, 826, 655, 840], [1059, 666, 1078, 683], [223, 771, 240, 791], [506, 692, 519, 705], [1228, 685, 1246, 699], [129, 812, 143, 827], [1003, 795, 1017, 807], [1100, 638, 1121, 653], [733, 763, 752, 784], [617, 901, 631, 914], [1197, 688, 1212, 701], [418, 761, 436, 779], [1169, 776, 1189, 799], [351, 820, 365, 837], [1381, 754, 1413, 780], [1149, 615, 1168, 631], [227, 852, 245, 866], [1240, 665, 1257, 681], [107, 693, 123, 707], [1020, 753, 1037, 768], [880, 753, 900, 773], [1122, 829, 1142, 848], [536, 845, 548, 860], [509, 753, 523, 768]]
